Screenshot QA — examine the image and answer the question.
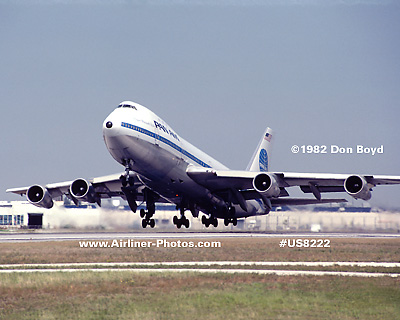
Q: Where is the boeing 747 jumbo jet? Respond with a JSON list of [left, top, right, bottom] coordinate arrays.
[[7, 101, 400, 228]]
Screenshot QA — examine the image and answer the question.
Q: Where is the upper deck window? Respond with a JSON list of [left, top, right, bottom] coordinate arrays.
[[118, 104, 137, 110]]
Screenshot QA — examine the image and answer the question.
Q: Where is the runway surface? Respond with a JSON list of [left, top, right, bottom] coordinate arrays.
[[1, 231, 400, 242], [2, 261, 399, 268], [1, 261, 399, 278]]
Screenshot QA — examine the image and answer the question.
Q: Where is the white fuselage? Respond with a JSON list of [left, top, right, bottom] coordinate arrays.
[[102, 102, 263, 218]]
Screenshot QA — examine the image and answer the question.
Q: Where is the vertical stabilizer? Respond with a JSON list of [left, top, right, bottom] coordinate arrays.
[[246, 127, 274, 172]]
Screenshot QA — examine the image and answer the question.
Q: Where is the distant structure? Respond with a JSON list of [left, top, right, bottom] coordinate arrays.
[[0, 200, 399, 233]]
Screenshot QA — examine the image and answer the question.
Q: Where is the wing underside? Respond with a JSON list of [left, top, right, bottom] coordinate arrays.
[[186, 165, 400, 209]]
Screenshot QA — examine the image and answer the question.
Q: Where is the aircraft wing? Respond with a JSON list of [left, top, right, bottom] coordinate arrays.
[[7, 173, 127, 199], [6, 172, 169, 210], [186, 166, 400, 205]]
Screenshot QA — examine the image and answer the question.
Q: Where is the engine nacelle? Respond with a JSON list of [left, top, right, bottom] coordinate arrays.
[[27, 185, 54, 209], [344, 175, 372, 201], [70, 178, 98, 204], [252, 173, 280, 198]]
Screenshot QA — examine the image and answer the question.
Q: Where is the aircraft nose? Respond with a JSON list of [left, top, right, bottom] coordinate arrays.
[[103, 116, 118, 138]]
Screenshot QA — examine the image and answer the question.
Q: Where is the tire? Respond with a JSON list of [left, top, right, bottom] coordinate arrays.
[[212, 218, 218, 228], [142, 219, 147, 228]]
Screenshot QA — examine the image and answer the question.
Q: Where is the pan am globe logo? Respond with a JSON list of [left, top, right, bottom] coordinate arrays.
[[259, 149, 268, 172]]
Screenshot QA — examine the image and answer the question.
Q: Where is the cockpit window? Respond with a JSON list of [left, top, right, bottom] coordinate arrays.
[[118, 104, 137, 110]]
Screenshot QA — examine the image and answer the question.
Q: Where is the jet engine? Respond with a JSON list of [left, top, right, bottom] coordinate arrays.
[[27, 185, 54, 209], [344, 175, 372, 201], [70, 178, 99, 204], [252, 173, 280, 197]]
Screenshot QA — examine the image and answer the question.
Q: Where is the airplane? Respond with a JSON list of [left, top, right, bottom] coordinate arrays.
[[7, 100, 400, 229]]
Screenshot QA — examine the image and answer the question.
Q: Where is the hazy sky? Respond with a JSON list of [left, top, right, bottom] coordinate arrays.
[[1, 0, 400, 209]]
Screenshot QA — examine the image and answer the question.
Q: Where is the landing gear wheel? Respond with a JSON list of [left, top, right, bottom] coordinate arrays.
[[173, 215, 189, 229], [202, 215, 217, 228], [140, 209, 146, 218], [223, 217, 238, 226], [149, 219, 155, 228], [142, 219, 147, 228], [184, 217, 190, 228]]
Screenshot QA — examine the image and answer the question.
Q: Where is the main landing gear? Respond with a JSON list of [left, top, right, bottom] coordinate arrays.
[[140, 207, 155, 228], [173, 207, 190, 229], [224, 217, 237, 226], [173, 215, 189, 229], [140, 189, 157, 229], [223, 204, 237, 226], [201, 215, 218, 228]]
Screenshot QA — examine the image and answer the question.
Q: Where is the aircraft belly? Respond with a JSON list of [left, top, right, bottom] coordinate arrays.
[[107, 134, 268, 219]]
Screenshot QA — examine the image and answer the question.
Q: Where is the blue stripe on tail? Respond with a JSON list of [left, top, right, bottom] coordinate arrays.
[[259, 149, 268, 172]]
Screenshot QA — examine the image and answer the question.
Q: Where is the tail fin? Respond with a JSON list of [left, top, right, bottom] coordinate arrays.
[[246, 127, 274, 172]]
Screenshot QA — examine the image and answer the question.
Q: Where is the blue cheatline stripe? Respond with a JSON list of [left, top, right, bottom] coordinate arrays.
[[121, 122, 211, 168]]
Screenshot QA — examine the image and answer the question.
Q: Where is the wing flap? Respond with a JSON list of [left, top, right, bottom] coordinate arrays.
[[271, 198, 347, 206], [6, 187, 30, 196], [366, 175, 400, 185], [300, 185, 345, 194]]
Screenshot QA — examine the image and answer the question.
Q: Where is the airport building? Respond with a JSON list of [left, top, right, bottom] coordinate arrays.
[[0, 200, 399, 233]]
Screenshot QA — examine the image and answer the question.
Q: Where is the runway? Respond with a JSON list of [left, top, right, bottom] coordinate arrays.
[[1, 231, 400, 243], [1, 261, 399, 278]]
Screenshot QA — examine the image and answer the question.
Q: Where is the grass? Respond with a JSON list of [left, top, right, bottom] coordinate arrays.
[[0, 237, 399, 319], [0, 237, 399, 264], [0, 272, 399, 320]]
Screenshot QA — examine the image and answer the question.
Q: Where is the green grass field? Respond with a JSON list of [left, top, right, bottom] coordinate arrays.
[[0, 237, 399, 319]]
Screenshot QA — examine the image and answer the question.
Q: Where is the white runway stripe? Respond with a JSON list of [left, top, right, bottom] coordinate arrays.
[[0, 268, 398, 278], [1, 261, 399, 277]]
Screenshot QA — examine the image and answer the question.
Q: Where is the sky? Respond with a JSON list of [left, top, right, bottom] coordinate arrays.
[[1, 0, 400, 209]]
